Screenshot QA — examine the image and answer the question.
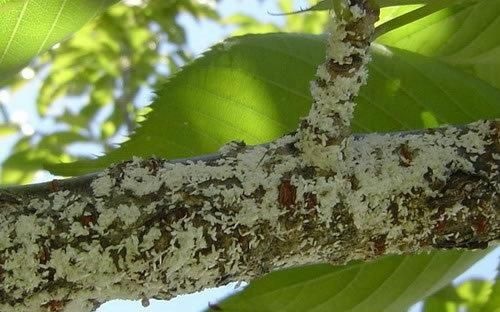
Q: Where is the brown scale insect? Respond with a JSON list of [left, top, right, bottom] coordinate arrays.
[[80, 214, 96, 227], [44, 300, 65, 312], [278, 179, 296, 208], [471, 215, 489, 235], [398, 143, 413, 167], [371, 235, 387, 256], [434, 219, 448, 234], [48, 179, 60, 192]]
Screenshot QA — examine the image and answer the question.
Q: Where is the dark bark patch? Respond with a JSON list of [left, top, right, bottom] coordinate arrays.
[[387, 202, 400, 225], [348, 175, 360, 191], [326, 56, 363, 79], [316, 78, 327, 88], [304, 192, 317, 216], [37, 246, 51, 265]]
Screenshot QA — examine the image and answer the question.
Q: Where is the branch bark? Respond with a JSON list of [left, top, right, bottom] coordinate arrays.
[[0, 1, 499, 311]]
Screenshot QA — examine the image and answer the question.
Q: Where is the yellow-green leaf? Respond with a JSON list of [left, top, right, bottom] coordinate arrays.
[[0, 0, 118, 82]]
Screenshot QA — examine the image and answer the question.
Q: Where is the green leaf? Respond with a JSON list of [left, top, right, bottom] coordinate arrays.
[[0, 0, 118, 81], [481, 278, 500, 312], [1, 149, 45, 185], [38, 131, 87, 151], [422, 285, 462, 312], [47, 33, 500, 176], [423, 279, 495, 312], [374, 0, 479, 39], [377, 0, 500, 88], [456, 280, 493, 306], [355, 43, 498, 131], [0, 123, 18, 137], [0, 131, 81, 185], [215, 250, 490, 312]]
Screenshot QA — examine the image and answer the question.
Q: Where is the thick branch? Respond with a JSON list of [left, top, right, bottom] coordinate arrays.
[[0, 120, 499, 311], [0, 1, 498, 311]]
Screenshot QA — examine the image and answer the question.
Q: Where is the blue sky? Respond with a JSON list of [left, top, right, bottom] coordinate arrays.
[[0, 1, 497, 311]]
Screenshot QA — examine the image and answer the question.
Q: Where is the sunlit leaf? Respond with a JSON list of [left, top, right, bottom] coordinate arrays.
[[47, 33, 500, 176], [0, 123, 18, 137], [38, 131, 87, 151], [1, 131, 82, 185], [1, 149, 55, 185], [481, 278, 500, 312], [1, 153, 38, 185], [90, 76, 114, 107], [377, 0, 500, 88], [100, 108, 123, 139], [0, 0, 118, 81], [423, 279, 495, 312]]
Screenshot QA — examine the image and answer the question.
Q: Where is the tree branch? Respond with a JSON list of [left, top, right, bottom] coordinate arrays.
[[0, 1, 498, 311], [0, 120, 498, 311]]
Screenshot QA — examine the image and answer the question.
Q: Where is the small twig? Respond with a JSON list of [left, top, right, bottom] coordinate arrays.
[[0, 100, 10, 123]]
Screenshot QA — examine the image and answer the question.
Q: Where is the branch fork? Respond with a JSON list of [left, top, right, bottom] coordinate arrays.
[[0, 1, 498, 311]]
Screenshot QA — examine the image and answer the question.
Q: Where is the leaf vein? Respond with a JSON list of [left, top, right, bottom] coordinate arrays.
[[36, 0, 69, 55], [0, 0, 30, 65]]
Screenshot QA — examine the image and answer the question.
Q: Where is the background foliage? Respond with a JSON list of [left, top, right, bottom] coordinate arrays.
[[0, 0, 220, 184]]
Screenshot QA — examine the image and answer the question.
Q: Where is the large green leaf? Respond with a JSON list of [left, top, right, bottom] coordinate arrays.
[[0, 0, 118, 81], [47, 33, 500, 175], [215, 250, 491, 312], [377, 0, 500, 88]]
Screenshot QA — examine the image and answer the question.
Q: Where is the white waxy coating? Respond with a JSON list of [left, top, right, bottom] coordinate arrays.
[[0, 2, 498, 311]]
